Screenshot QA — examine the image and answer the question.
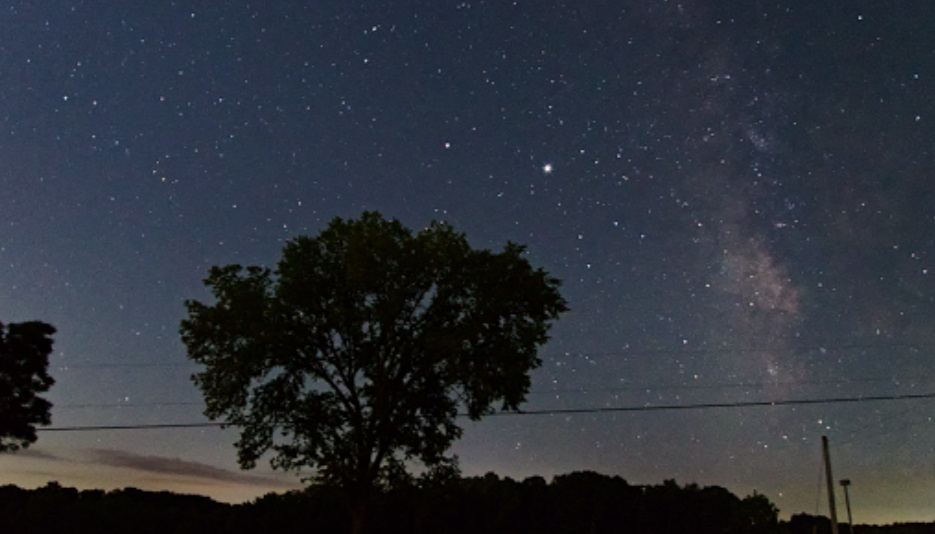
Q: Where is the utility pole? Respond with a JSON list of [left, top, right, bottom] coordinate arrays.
[[822, 436, 840, 534], [840, 479, 854, 534]]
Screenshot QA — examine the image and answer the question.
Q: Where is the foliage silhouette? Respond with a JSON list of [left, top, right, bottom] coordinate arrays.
[[7, 474, 935, 533], [0, 320, 56, 452], [0, 474, 814, 534], [0, 482, 227, 534], [180, 211, 567, 532]]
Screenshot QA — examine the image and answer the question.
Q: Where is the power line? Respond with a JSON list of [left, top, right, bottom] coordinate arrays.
[[52, 339, 933, 370], [542, 341, 932, 360], [38, 392, 935, 432], [56, 362, 194, 369], [52, 374, 935, 410], [55, 401, 202, 410], [527, 374, 935, 397], [489, 392, 935, 416], [41, 422, 225, 432]]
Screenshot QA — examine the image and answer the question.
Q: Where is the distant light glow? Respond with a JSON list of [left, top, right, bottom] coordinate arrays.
[[542, 163, 553, 174]]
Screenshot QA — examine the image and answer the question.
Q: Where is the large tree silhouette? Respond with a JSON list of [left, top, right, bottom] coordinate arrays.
[[0, 320, 56, 452], [180, 212, 567, 533]]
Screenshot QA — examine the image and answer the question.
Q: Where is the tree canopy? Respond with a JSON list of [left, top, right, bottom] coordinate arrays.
[[0, 320, 56, 452], [180, 212, 567, 527]]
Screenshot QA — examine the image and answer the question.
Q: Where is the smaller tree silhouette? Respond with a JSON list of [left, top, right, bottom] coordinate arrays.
[[0, 320, 56, 451], [740, 491, 779, 532]]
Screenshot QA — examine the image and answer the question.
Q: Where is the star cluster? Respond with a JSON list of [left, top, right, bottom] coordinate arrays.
[[1, 1, 933, 523]]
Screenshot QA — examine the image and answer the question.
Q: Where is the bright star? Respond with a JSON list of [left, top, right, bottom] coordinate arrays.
[[542, 163, 553, 174]]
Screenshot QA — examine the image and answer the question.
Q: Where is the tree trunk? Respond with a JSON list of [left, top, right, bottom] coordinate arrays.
[[348, 487, 371, 534], [349, 504, 365, 534]]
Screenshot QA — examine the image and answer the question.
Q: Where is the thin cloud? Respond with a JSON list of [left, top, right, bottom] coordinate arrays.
[[83, 449, 294, 487], [13, 447, 68, 462]]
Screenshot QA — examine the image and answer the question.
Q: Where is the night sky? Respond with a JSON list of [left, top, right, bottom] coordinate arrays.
[[2, 1, 934, 524]]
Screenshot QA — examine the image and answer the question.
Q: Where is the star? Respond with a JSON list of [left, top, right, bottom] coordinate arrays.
[[1, 2, 931, 524]]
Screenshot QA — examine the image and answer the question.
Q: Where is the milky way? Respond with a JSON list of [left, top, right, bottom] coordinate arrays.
[[1, 1, 933, 523]]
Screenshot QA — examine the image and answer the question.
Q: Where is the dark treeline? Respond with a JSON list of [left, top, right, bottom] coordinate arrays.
[[0, 473, 927, 534], [785, 514, 935, 534]]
